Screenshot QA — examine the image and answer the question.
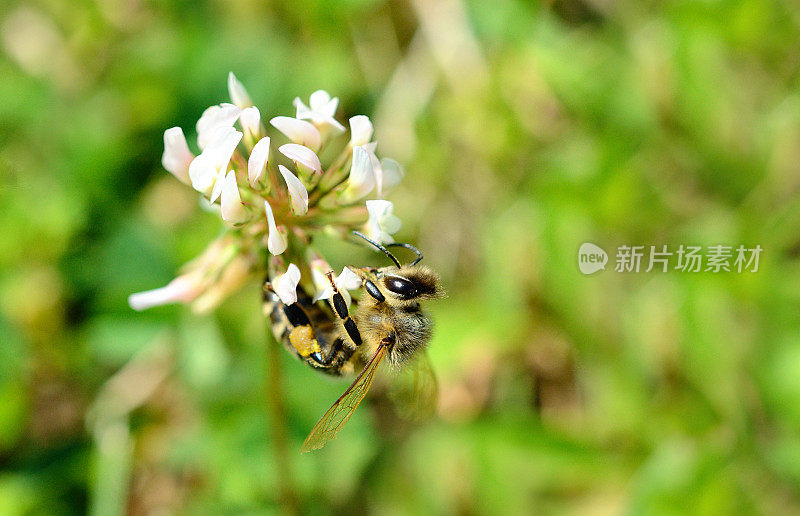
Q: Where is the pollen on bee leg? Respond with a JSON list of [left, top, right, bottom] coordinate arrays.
[[289, 325, 319, 357]]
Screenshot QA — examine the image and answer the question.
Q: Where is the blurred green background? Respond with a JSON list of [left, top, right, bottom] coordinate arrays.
[[2, 0, 800, 513]]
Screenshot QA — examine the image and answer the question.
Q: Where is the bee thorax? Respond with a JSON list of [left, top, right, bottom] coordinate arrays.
[[386, 310, 433, 368]]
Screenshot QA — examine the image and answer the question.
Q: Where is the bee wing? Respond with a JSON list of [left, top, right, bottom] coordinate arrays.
[[389, 351, 438, 421], [301, 343, 388, 453]]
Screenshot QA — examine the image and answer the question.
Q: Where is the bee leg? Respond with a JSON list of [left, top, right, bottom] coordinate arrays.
[[310, 337, 352, 371], [326, 271, 363, 348], [353, 268, 385, 303], [263, 275, 314, 333], [263, 272, 354, 375], [282, 302, 311, 327], [363, 279, 385, 303], [310, 351, 328, 365], [264, 275, 324, 360]]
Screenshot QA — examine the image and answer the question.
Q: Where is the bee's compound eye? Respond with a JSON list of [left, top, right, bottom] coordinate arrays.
[[384, 276, 416, 299]]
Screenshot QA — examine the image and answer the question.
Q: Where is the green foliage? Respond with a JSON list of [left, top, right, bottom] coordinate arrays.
[[1, 0, 799, 513]]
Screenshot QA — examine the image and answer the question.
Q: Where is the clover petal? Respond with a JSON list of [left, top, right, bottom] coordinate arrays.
[[273, 263, 301, 305]]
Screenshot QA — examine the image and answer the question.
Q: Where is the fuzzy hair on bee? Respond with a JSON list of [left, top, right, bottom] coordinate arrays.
[[351, 264, 442, 368]]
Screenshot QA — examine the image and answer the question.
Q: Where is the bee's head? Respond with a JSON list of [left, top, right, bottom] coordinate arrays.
[[378, 266, 441, 301], [352, 231, 443, 303]]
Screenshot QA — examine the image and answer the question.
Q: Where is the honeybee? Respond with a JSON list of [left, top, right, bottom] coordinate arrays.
[[263, 232, 442, 452]]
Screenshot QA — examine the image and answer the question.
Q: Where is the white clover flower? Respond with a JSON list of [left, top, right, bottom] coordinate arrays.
[[248, 136, 270, 186], [227, 72, 253, 109], [161, 127, 194, 185], [188, 155, 219, 197], [295, 90, 339, 121], [273, 263, 301, 305], [208, 167, 227, 203], [192, 254, 252, 314], [240, 106, 261, 142], [294, 90, 345, 139], [264, 200, 287, 255], [349, 115, 373, 147], [365, 200, 401, 244], [279, 143, 322, 177], [310, 258, 333, 297], [378, 158, 404, 194], [129, 235, 238, 312], [196, 103, 241, 149], [270, 116, 321, 152], [339, 145, 374, 203], [358, 143, 405, 197], [312, 266, 362, 306], [278, 165, 309, 216], [189, 126, 242, 195], [220, 171, 249, 224], [128, 273, 206, 311], [133, 75, 410, 317]]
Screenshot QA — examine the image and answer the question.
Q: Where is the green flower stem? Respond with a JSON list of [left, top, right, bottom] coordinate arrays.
[[265, 315, 300, 514]]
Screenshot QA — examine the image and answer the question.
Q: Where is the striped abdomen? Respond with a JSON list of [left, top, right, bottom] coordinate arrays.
[[263, 285, 354, 376]]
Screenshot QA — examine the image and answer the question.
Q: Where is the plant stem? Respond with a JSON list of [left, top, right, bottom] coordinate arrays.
[[265, 316, 300, 514]]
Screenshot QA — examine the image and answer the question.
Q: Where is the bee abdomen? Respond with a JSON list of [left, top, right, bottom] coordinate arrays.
[[263, 292, 291, 345], [263, 287, 352, 376]]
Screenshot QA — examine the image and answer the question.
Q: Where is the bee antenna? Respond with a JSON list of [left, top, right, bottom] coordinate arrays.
[[385, 242, 423, 266], [352, 231, 402, 268]]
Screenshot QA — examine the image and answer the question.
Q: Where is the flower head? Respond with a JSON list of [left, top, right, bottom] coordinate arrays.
[[130, 76, 407, 314]]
